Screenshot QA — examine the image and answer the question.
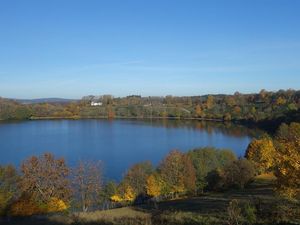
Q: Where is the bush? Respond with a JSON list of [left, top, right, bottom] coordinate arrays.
[[243, 201, 257, 225], [206, 169, 224, 191], [9, 195, 42, 217], [226, 199, 257, 225], [269, 201, 300, 224], [227, 199, 243, 225], [223, 159, 255, 189]]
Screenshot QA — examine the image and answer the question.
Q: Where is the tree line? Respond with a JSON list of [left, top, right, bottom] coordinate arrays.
[[0, 122, 299, 218], [1, 89, 300, 127]]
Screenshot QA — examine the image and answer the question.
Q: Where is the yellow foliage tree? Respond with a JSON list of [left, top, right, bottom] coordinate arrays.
[[123, 185, 135, 202], [159, 150, 196, 195], [110, 185, 135, 202], [233, 106, 241, 115], [146, 174, 163, 197], [110, 194, 123, 202], [206, 96, 214, 109], [245, 136, 276, 173], [276, 97, 286, 105], [274, 123, 300, 199], [45, 197, 68, 213], [195, 104, 202, 117], [10, 195, 68, 216]]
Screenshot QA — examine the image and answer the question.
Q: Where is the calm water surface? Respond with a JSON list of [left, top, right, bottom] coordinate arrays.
[[0, 119, 259, 180]]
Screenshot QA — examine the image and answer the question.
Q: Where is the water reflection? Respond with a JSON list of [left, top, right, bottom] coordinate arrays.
[[123, 119, 264, 138]]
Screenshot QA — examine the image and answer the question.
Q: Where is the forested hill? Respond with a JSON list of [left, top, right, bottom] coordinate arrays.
[[1, 89, 300, 130], [13, 98, 78, 104]]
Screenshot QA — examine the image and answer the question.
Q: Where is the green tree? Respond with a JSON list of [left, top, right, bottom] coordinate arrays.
[[188, 148, 236, 193], [15, 106, 32, 120]]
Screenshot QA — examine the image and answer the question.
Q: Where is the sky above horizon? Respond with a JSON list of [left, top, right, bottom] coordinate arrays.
[[0, 0, 300, 99]]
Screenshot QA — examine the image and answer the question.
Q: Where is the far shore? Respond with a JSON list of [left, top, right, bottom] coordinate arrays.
[[29, 116, 225, 122]]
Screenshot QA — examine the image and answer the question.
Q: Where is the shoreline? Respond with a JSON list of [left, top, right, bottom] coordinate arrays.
[[28, 116, 225, 122]]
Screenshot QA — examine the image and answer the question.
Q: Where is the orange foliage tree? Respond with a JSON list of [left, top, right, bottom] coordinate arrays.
[[9, 195, 42, 217], [20, 153, 71, 206], [159, 150, 196, 195]]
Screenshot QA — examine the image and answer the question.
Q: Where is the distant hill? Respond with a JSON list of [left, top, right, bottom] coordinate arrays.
[[13, 98, 79, 104]]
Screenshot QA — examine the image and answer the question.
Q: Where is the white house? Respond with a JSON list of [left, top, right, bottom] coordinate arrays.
[[91, 101, 103, 106]]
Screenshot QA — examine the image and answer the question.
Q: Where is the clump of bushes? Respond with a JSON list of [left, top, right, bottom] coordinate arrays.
[[226, 199, 257, 225]]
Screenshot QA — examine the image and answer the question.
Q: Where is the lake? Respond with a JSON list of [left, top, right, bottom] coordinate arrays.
[[0, 119, 259, 180]]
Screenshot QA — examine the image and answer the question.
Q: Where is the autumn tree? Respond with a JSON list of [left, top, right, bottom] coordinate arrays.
[[123, 185, 135, 201], [276, 96, 287, 105], [146, 173, 164, 197], [233, 106, 242, 116], [159, 150, 196, 195], [259, 89, 268, 100], [165, 95, 173, 105], [195, 104, 202, 118], [20, 153, 71, 206], [273, 123, 300, 199], [224, 113, 232, 121], [107, 105, 115, 119], [206, 95, 214, 110], [0, 165, 19, 216], [110, 183, 136, 203], [245, 135, 276, 173], [9, 194, 42, 217], [122, 161, 153, 196], [225, 96, 236, 107], [73, 160, 103, 212]]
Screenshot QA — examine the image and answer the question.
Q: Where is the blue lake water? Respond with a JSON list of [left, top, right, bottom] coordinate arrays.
[[0, 119, 258, 180]]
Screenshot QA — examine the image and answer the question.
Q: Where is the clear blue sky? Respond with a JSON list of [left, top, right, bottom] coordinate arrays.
[[0, 0, 300, 99]]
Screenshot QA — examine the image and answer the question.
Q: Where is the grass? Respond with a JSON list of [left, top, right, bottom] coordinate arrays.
[[74, 207, 151, 223], [254, 173, 277, 182], [1, 174, 299, 225]]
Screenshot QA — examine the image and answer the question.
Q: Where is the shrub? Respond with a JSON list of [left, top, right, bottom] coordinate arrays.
[[9, 195, 42, 217], [223, 159, 255, 189]]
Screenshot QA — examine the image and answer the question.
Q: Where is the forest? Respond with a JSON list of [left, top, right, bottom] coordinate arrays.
[[0, 122, 299, 225], [1, 89, 300, 132]]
